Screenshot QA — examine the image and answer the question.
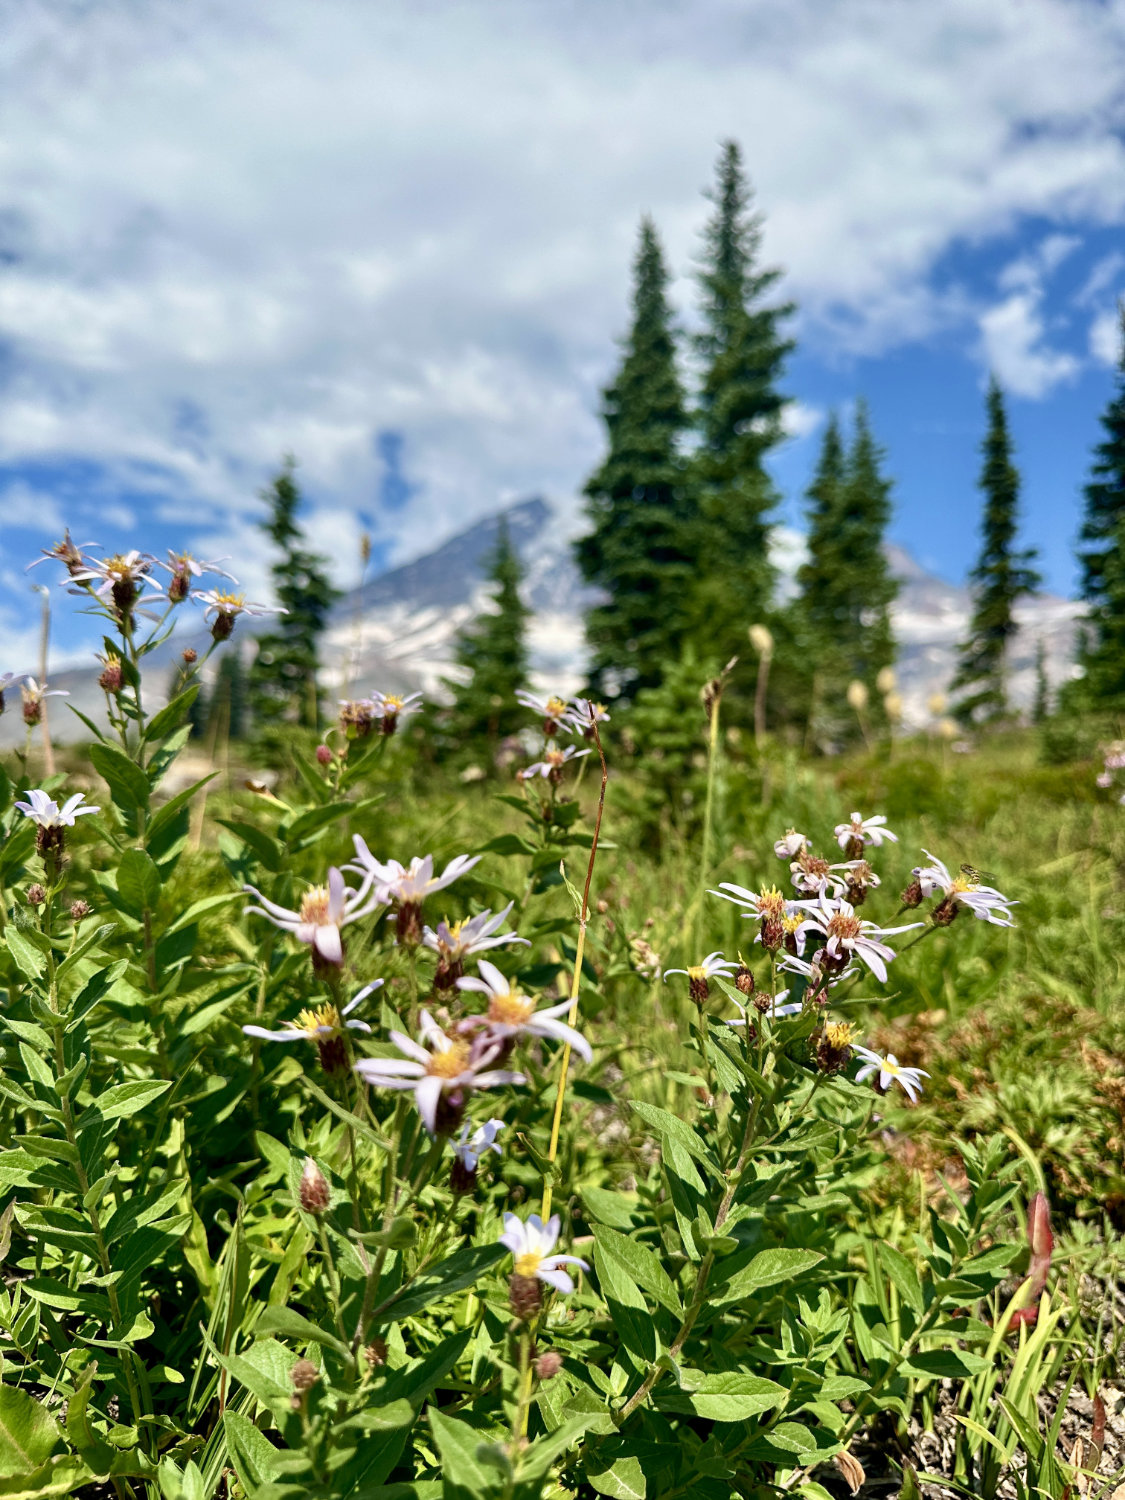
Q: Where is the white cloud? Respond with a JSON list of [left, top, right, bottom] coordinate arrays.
[[1090, 307, 1122, 366], [780, 402, 824, 441], [0, 0, 1124, 566]]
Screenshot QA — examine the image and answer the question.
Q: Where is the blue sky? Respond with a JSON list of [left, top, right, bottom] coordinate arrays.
[[3, 0, 1125, 661]]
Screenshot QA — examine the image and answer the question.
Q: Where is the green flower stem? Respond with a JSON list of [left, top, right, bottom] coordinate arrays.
[[317, 1220, 348, 1345]]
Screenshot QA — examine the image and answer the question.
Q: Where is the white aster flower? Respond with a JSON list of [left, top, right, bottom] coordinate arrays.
[[565, 698, 610, 737], [19, 677, 68, 727], [159, 551, 237, 602], [15, 789, 99, 827], [243, 867, 381, 966], [453, 1118, 505, 1172], [193, 589, 286, 640], [27, 531, 97, 576], [518, 744, 590, 782], [498, 1212, 589, 1295], [773, 828, 808, 859], [368, 690, 423, 735], [69, 549, 159, 597], [913, 850, 1017, 927], [354, 1010, 525, 1135], [348, 843, 481, 905], [853, 1045, 929, 1104], [725, 989, 802, 1027], [835, 812, 898, 851], [663, 951, 738, 1002], [242, 981, 382, 1044], [457, 960, 592, 1061], [789, 849, 850, 897], [801, 893, 922, 983], [423, 903, 528, 963]]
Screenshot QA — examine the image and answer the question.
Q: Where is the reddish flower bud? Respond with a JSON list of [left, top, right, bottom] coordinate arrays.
[[315, 744, 333, 766], [509, 1273, 542, 1322], [26, 884, 45, 906], [535, 1351, 564, 1381], [69, 899, 92, 921], [181, 647, 198, 665], [299, 1157, 330, 1215]]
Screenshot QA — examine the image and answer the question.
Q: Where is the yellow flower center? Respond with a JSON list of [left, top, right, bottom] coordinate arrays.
[[825, 1021, 856, 1048], [290, 1003, 342, 1038], [827, 913, 862, 941], [782, 913, 802, 934], [427, 1040, 471, 1079], [546, 696, 567, 718], [383, 695, 404, 713], [758, 886, 786, 917], [299, 885, 331, 924], [211, 591, 245, 613], [106, 554, 139, 577], [687, 964, 707, 981], [488, 990, 535, 1027], [514, 1251, 542, 1277], [546, 749, 566, 768], [883, 1056, 904, 1077], [951, 876, 974, 893]]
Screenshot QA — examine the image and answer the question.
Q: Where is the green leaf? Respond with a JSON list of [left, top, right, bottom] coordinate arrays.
[[0, 1385, 62, 1477], [585, 1454, 647, 1499], [479, 834, 536, 857], [4, 930, 44, 983], [592, 1225, 681, 1315], [630, 1101, 720, 1174], [223, 1410, 283, 1492], [427, 1408, 500, 1497], [655, 1371, 788, 1422], [89, 742, 150, 811], [713, 1248, 825, 1305], [255, 1306, 350, 1358], [582, 1187, 638, 1230], [216, 819, 284, 872], [144, 685, 200, 744], [116, 850, 162, 917], [880, 1243, 925, 1314], [78, 1079, 171, 1127], [165, 892, 241, 934], [373, 1243, 506, 1325], [146, 775, 216, 849], [593, 1241, 657, 1363], [898, 1348, 992, 1379], [284, 802, 353, 846]]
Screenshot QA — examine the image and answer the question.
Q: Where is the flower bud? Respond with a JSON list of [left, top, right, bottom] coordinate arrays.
[[98, 655, 123, 694], [509, 1272, 543, 1322], [931, 896, 959, 927], [291, 1358, 319, 1392], [927, 691, 947, 717], [748, 623, 773, 656], [535, 1351, 564, 1381], [315, 744, 333, 766], [26, 884, 45, 906], [938, 716, 959, 741], [884, 690, 904, 721], [211, 610, 235, 642], [846, 679, 869, 712], [735, 964, 755, 998], [875, 666, 897, 695], [901, 879, 923, 908], [69, 899, 92, 921], [181, 647, 198, 665], [364, 1337, 388, 1368], [299, 1157, 330, 1215]]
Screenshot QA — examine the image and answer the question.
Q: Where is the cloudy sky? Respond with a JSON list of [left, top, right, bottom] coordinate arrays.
[[3, 0, 1125, 659]]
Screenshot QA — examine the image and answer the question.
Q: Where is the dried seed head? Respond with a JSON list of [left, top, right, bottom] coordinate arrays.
[[832, 1450, 866, 1495], [69, 899, 92, 921], [299, 1157, 331, 1215], [509, 1272, 543, 1322], [535, 1350, 564, 1381], [26, 884, 46, 906], [901, 879, 923, 908], [735, 964, 755, 997], [291, 1358, 319, 1392]]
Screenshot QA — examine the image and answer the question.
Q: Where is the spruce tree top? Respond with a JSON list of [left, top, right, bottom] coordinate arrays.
[[1078, 304, 1125, 702]]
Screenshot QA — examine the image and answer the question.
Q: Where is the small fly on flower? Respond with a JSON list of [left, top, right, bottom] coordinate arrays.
[[959, 862, 998, 887]]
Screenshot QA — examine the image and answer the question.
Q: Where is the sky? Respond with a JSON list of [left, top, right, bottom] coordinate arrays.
[[3, 0, 1125, 661]]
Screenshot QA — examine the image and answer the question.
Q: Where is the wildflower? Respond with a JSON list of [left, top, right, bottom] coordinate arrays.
[[339, 698, 378, 739], [347, 843, 481, 946], [353, 1010, 524, 1135], [773, 828, 807, 860], [816, 1020, 857, 1074], [20, 678, 68, 727], [535, 1351, 564, 1381], [371, 690, 423, 736], [193, 589, 285, 641], [841, 858, 880, 907], [450, 1117, 504, 1194], [735, 963, 755, 998], [501, 1212, 591, 1320], [15, 790, 99, 856], [518, 744, 590, 784], [181, 647, 198, 665], [662, 951, 738, 1005], [913, 850, 1016, 927], [69, 550, 161, 617], [242, 981, 382, 1073], [853, 1045, 928, 1104], [835, 812, 898, 857], [157, 550, 236, 603], [516, 689, 570, 736], [27, 530, 95, 577], [97, 652, 123, 694], [846, 680, 869, 712], [0, 672, 22, 715], [710, 883, 817, 952], [456, 960, 592, 1061], [566, 698, 610, 738], [299, 1157, 331, 1214], [801, 894, 922, 982], [748, 623, 774, 656], [629, 934, 662, 981], [26, 884, 45, 906], [69, 899, 92, 921], [423, 902, 528, 988], [243, 870, 382, 971], [790, 848, 849, 898], [726, 989, 801, 1027]]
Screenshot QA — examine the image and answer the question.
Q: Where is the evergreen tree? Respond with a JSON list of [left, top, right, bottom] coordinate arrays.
[[1078, 306, 1125, 703], [442, 518, 530, 747], [951, 378, 1040, 722], [794, 405, 897, 736], [248, 458, 339, 727], [689, 141, 795, 659], [576, 218, 693, 698], [1033, 637, 1050, 723], [211, 647, 248, 741]]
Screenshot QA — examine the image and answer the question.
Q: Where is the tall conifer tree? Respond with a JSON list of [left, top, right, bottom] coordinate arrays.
[[796, 404, 897, 735], [443, 518, 530, 746], [1078, 307, 1125, 703], [577, 218, 692, 697], [690, 141, 794, 657], [248, 458, 339, 728], [951, 378, 1040, 722]]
